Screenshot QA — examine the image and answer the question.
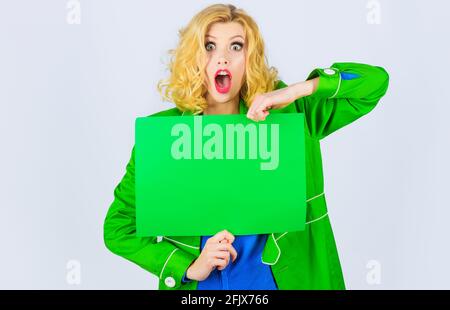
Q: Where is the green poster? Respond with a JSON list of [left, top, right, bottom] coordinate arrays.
[[135, 113, 306, 237]]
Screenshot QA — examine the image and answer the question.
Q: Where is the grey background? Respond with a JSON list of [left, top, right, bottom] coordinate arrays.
[[1, 0, 449, 289]]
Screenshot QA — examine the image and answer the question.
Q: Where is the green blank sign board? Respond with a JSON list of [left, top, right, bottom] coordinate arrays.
[[135, 113, 306, 237]]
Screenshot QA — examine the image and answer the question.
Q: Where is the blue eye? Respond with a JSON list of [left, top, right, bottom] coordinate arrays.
[[231, 42, 244, 51], [205, 41, 243, 52], [205, 42, 215, 51]]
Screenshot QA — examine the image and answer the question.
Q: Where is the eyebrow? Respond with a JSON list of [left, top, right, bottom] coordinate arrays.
[[205, 35, 245, 40]]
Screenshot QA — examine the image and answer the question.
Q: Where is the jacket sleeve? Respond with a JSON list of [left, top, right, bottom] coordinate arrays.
[[103, 145, 197, 289], [295, 62, 390, 140]]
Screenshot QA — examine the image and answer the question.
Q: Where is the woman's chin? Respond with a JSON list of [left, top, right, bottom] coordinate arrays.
[[208, 89, 237, 103]]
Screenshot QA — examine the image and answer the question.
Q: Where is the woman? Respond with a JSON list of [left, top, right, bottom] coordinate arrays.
[[103, 3, 389, 290]]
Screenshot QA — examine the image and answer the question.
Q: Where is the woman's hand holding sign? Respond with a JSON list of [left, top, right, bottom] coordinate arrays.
[[186, 230, 238, 281]]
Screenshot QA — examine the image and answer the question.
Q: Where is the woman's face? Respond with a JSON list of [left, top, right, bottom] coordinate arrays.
[[204, 22, 247, 104]]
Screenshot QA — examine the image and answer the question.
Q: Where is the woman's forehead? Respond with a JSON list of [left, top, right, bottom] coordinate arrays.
[[206, 22, 245, 39]]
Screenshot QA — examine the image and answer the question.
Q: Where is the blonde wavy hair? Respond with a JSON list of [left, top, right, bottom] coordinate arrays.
[[157, 3, 279, 114]]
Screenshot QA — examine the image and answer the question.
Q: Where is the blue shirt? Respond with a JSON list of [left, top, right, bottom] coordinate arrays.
[[183, 234, 278, 290]]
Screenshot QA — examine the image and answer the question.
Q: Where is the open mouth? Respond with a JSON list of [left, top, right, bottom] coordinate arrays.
[[214, 69, 232, 94]]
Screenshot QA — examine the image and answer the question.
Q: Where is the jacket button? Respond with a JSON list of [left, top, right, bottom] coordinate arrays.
[[324, 68, 336, 75], [164, 276, 176, 288]]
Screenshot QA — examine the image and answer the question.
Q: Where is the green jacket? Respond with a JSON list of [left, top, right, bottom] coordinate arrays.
[[103, 62, 389, 290]]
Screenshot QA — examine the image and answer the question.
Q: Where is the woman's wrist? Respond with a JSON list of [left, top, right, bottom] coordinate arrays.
[[290, 78, 319, 100]]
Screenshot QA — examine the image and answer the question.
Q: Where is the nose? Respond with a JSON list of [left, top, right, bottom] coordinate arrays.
[[217, 58, 229, 65]]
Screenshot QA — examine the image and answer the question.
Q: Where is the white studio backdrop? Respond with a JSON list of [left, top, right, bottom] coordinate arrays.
[[0, 0, 449, 289]]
